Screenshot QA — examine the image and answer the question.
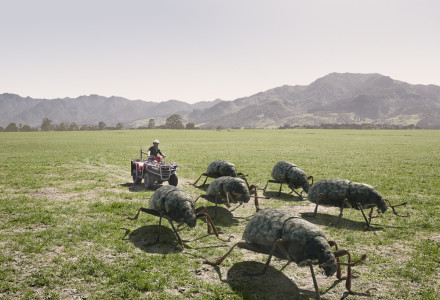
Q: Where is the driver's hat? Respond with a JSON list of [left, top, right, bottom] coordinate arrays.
[[153, 139, 159, 144]]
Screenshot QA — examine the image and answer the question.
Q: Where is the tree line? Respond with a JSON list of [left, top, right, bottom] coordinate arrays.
[[0, 114, 197, 132], [279, 123, 422, 130]]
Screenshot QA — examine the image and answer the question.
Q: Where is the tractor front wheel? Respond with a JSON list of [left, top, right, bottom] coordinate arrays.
[[168, 173, 178, 187], [132, 169, 142, 184], [144, 173, 155, 189]]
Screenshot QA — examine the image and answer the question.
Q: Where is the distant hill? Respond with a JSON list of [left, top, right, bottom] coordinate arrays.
[[189, 73, 440, 129], [0, 94, 222, 128], [1, 73, 440, 129]]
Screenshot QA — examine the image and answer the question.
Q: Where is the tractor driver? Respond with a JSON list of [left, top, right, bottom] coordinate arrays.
[[147, 140, 166, 162]]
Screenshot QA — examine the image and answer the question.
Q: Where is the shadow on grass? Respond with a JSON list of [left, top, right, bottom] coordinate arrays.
[[120, 182, 170, 192], [211, 261, 318, 300], [123, 225, 229, 254], [300, 212, 384, 231], [204, 206, 240, 227], [123, 225, 183, 254], [262, 190, 304, 202], [192, 183, 209, 192]]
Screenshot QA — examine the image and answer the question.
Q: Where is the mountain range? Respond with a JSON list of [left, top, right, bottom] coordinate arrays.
[[1, 73, 440, 129]]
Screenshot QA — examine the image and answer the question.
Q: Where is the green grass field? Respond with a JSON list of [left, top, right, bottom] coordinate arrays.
[[1, 129, 439, 299]]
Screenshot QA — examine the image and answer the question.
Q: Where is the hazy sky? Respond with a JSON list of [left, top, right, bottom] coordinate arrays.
[[1, 0, 439, 104]]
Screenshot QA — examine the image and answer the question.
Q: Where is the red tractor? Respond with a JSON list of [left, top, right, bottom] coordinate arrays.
[[131, 148, 178, 189]]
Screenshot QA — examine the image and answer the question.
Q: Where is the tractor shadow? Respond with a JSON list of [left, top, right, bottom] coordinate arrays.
[[212, 261, 318, 299], [120, 182, 167, 192], [122, 225, 183, 254], [120, 182, 148, 192], [301, 212, 384, 231]]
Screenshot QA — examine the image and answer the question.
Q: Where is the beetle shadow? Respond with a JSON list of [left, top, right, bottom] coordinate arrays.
[[193, 184, 209, 192], [301, 212, 384, 231], [262, 190, 303, 202], [205, 206, 240, 227], [211, 261, 319, 299], [122, 225, 183, 254]]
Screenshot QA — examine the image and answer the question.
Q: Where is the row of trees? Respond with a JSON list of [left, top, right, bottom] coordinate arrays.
[[2, 118, 422, 132], [39, 118, 124, 131], [279, 123, 421, 130], [0, 114, 195, 132], [0, 119, 123, 132], [0, 123, 38, 132], [141, 115, 197, 129]]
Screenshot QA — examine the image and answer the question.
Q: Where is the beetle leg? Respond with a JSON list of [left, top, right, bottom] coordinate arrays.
[[195, 206, 213, 233], [203, 242, 245, 265], [307, 175, 314, 186], [165, 218, 184, 249], [193, 173, 207, 186], [278, 182, 283, 196], [225, 192, 232, 207], [327, 241, 342, 278], [385, 199, 410, 217], [313, 194, 324, 217], [263, 180, 270, 193], [333, 249, 374, 296], [356, 203, 372, 230], [202, 177, 208, 186], [230, 202, 243, 212], [194, 195, 202, 203], [147, 214, 163, 247], [240, 238, 288, 276], [263, 179, 281, 195], [248, 184, 256, 195], [240, 175, 250, 189], [335, 206, 344, 225], [254, 193, 261, 212], [259, 238, 289, 275], [126, 206, 160, 220], [149, 215, 162, 246], [275, 239, 291, 265], [368, 207, 377, 223], [306, 260, 321, 300], [127, 208, 179, 247], [290, 189, 302, 200], [195, 207, 231, 242]]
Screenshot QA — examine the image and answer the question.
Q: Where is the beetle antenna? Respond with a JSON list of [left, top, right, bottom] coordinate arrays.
[[385, 199, 410, 217]]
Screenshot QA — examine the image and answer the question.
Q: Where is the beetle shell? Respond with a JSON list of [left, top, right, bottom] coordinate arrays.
[[206, 176, 250, 203], [307, 178, 388, 213], [271, 161, 310, 192], [242, 209, 337, 276], [149, 185, 197, 227], [206, 160, 238, 177]]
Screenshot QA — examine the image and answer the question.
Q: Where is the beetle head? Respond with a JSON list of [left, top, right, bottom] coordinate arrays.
[[307, 236, 337, 277], [371, 189, 388, 213], [171, 200, 196, 227], [232, 191, 250, 203], [302, 181, 310, 193], [184, 202, 197, 227], [230, 180, 251, 203]]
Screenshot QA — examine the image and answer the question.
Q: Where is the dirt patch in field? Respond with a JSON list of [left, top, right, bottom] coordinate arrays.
[[33, 187, 81, 202]]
